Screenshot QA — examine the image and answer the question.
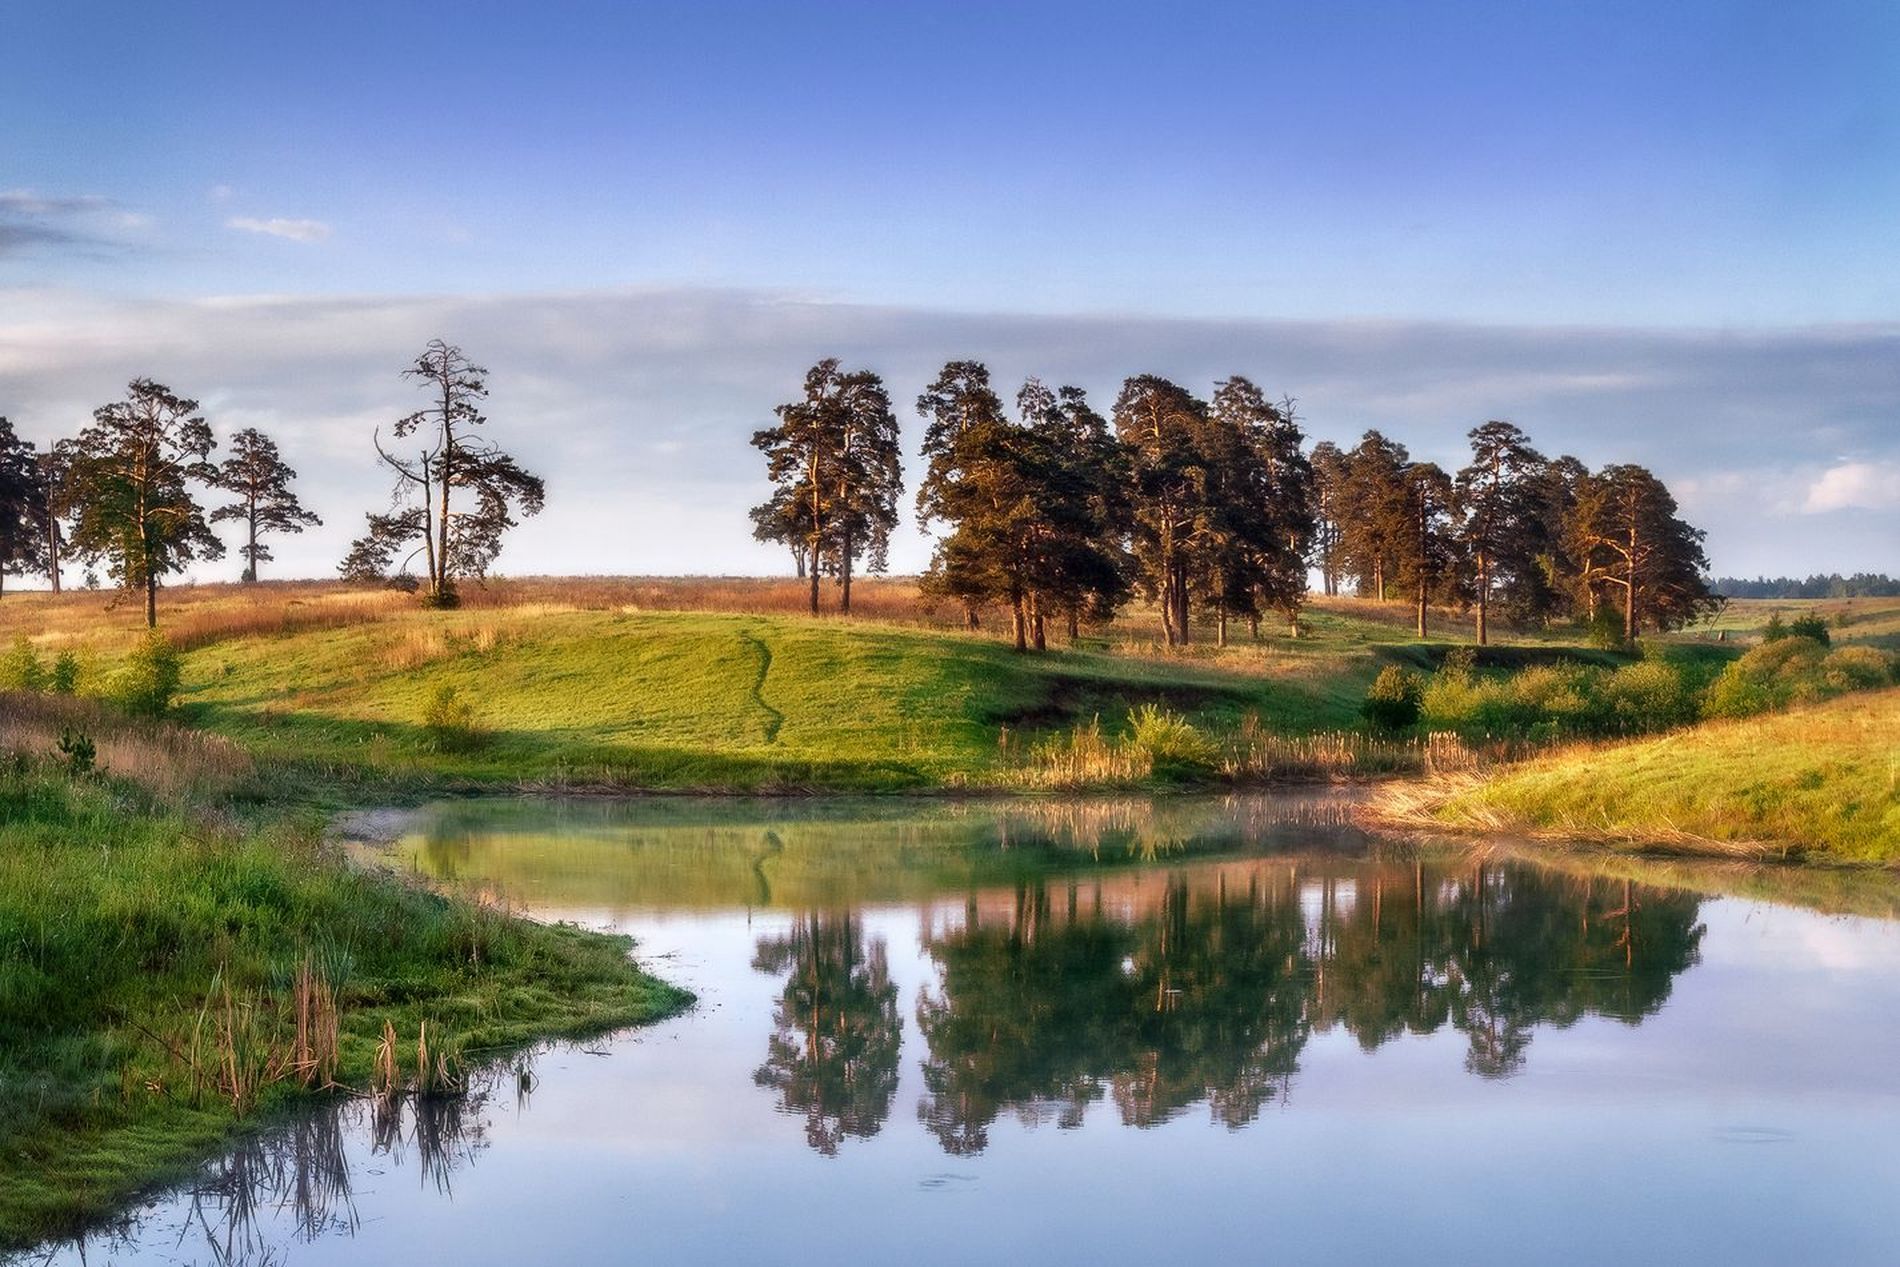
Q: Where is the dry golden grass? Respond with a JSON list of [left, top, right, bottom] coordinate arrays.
[[0, 691, 256, 802]]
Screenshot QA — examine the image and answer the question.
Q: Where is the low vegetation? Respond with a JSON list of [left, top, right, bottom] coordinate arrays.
[[0, 693, 684, 1248], [1377, 688, 1900, 862]]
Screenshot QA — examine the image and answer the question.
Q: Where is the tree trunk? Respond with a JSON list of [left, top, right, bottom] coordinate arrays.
[[1623, 524, 1639, 642], [808, 537, 821, 615], [1217, 609, 1228, 647], [245, 499, 260, 583], [840, 527, 853, 614], [1475, 552, 1489, 645], [966, 606, 980, 630], [435, 381, 455, 599], [1010, 592, 1027, 653], [145, 566, 158, 629], [44, 515, 59, 594], [1067, 609, 1080, 642], [1373, 555, 1384, 601], [792, 545, 805, 580]]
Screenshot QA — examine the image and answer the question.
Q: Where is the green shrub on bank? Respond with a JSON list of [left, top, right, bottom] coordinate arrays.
[[1125, 704, 1217, 774], [422, 681, 481, 751], [109, 632, 183, 717], [1363, 665, 1423, 730], [1704, 636, 1899, 719]]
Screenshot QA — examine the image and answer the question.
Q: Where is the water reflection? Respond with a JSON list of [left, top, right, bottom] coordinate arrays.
[[33, 1081, 504, 1267], [752, 915, 902, 1155], [743, 860, 1705, 1157]]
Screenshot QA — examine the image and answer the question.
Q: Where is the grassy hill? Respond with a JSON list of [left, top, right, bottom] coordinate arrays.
[[1381, 687, 1900, 862], [0, 579, 1522, 794]]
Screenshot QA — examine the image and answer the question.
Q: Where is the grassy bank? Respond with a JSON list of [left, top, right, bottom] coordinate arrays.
[[1374, 688, 1900, 863], [0, 703, 686, 1249]]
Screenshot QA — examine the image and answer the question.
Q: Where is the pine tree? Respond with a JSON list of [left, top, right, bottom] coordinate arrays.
[[212, 427, 321, 582]]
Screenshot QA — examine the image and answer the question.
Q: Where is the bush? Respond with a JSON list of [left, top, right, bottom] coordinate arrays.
[[112, 631, 183, 717], [49, 650, 81, 695], [1788, 613, 1831, 645], [1761, 613, 1789, 643], [421, 682, 480, 750], [1362, 665, 1423, 730], [1583, 609, 1625, 649], [1701, 636, 1893, 720], [1124, 704, 1216, 774], [0, 636, 46, 692], [1822, 645, 1896, 691], [1603, 660, 1695, 730]]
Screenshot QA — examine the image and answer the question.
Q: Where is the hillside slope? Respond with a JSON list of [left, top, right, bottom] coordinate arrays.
[[1389, 688, 1900, 862], [180, 609, 1366, 793]]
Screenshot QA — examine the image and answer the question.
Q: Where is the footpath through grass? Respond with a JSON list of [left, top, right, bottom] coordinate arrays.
[[178, 608, 1384, 795], [1382, 688, 1900, 863]]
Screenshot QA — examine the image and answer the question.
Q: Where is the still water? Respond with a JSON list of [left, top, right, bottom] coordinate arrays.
[[33, 794, 1900, 1265]]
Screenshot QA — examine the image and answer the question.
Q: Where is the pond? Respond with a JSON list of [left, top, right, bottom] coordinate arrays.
[[32, 793, 1900, 1265]]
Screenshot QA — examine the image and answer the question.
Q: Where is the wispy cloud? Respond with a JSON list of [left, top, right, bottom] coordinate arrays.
[[1803, 460, 1900, 513], [0, 190, 140, 257], [226, 216, 331, 243]]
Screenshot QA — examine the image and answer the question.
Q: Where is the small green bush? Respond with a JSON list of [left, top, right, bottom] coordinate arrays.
[[0, 636, 46, 692], [1761, 613, 1789, 643], [49, 650, 81, 695], [56, 730, 97, 777], [1362, 665, 1424, 730], [1788, 613, 1831, 645], [1603, 660, 1695, 730], [1583, 609, 1625, 649], [112, 631, 182, 716], [421, 682, 480, 750], [1124, 704, 1216, 774]]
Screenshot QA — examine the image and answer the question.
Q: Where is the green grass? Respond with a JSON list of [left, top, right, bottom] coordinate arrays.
[[0, 760, 686, 1248], [179, 610, 1380, 794], [1393, 687, 1900, 862]]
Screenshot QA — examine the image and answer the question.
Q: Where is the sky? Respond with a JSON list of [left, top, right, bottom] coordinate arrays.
[[2, 0, 1897, 581]]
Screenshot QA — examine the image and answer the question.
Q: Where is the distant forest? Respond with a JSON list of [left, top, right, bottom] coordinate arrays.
[[1712, 574, 1900, 599]]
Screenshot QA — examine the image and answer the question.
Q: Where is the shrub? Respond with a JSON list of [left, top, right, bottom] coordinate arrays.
[[421, 682, 479, 750], [1788, 613, 1831, 645], [1761, 613, 1789, 643], [112, 631, 183, 717], [1822, 645, 1897, 691], [0, 636, 45, 692], [56, 729, 97, 778], [1583, 609, 1625, 649], [1123, 704, 1216, 774], [1700, 635, 1891, 720], [1362, 665, 1423, 730], [1603, 660, 1695, 730], [49, 650, 81, 695]]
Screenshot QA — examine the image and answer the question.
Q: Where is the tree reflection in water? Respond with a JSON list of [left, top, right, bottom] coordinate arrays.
[[752, 913, 902, 1156], [40, 1070, 513, 1267], [900, 858, 1705, 1154]]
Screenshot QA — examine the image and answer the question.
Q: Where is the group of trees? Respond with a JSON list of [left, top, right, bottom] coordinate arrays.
[[1311, 425, 1721, 641], [0, 382, 320, 626], [752, 360, 1315, 651], [1713, 573, 1899, 600], [755, 358, 1718, 649], [0, 339, 544, 626]]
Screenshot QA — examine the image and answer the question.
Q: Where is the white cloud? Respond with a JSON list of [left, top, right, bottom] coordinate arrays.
[[208, 184, 235, 202], [1803, 460, 1900, 513], [226, 216, 331, 243]]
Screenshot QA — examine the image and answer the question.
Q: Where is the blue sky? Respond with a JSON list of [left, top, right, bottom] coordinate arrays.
[[3, 1, 1897, 578]]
